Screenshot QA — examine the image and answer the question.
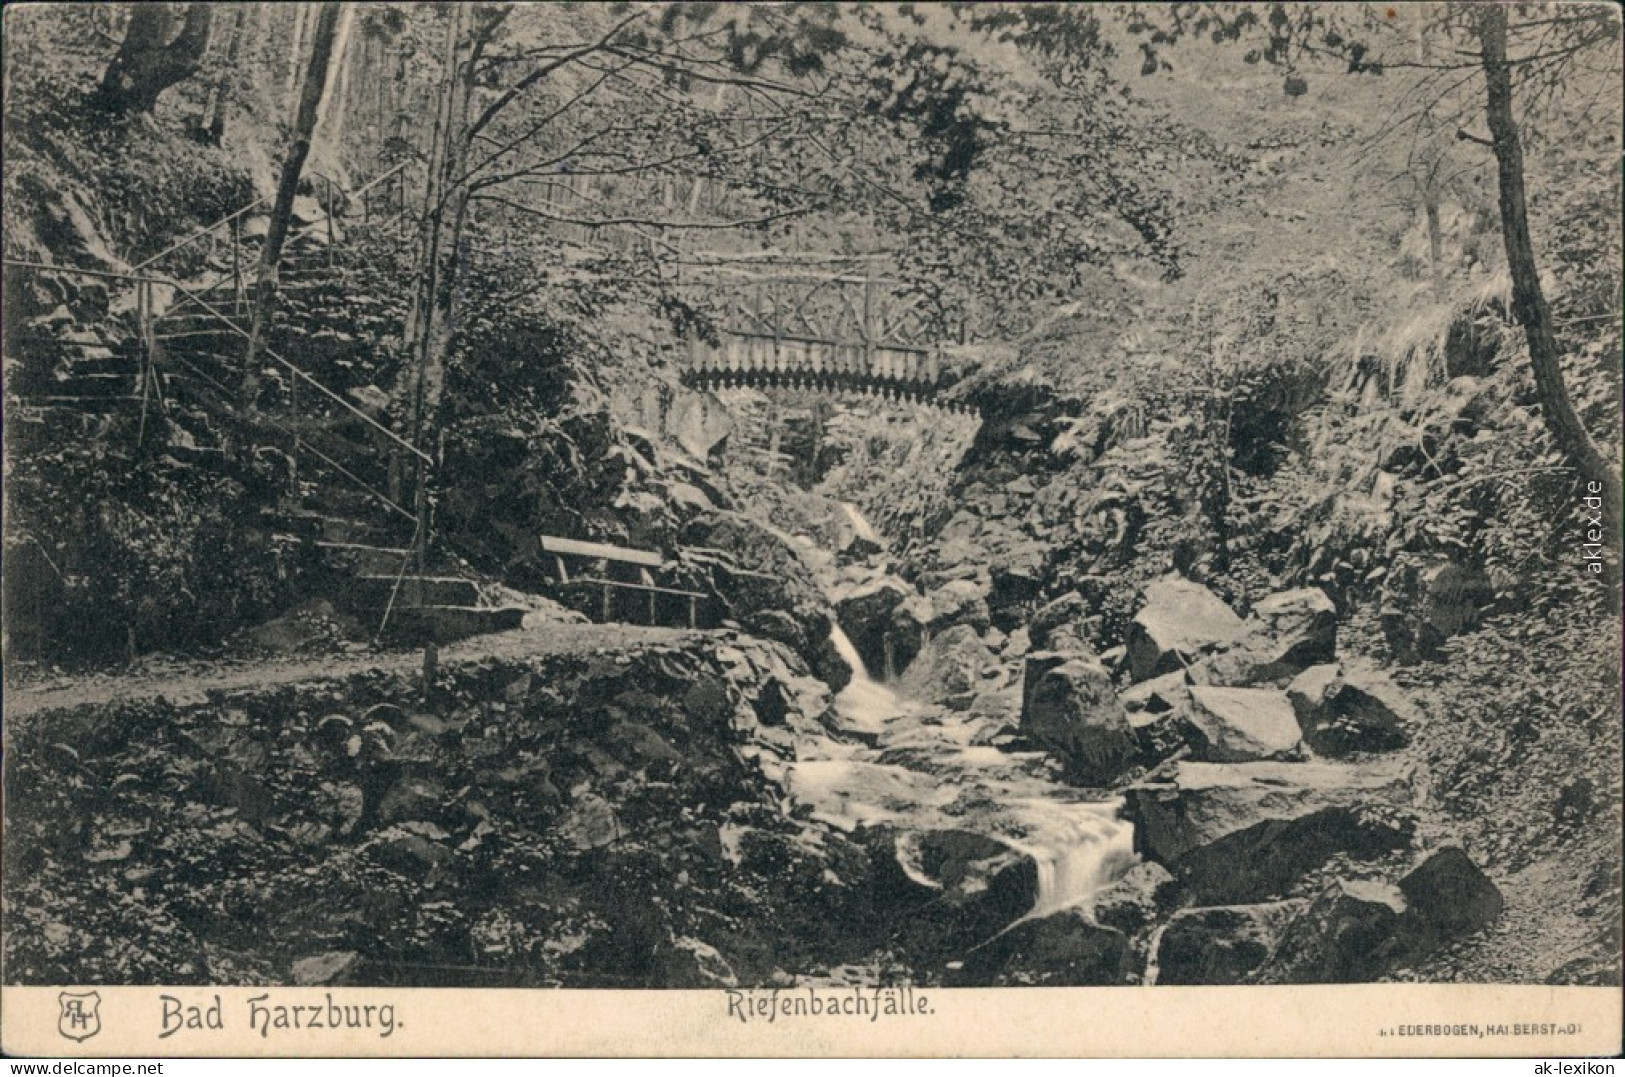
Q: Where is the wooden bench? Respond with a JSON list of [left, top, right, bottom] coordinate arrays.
[[540, 535, 707, 627]]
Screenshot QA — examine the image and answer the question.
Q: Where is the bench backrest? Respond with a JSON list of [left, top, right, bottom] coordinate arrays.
[[540, 535, 663, 568]]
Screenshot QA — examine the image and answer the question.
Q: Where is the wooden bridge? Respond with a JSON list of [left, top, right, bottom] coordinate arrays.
[[681, 331, 955, 403], [675, 272, 974, 411]]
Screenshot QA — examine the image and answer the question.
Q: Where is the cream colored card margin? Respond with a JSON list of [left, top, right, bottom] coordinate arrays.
[[1, 984, 1620, 1057]]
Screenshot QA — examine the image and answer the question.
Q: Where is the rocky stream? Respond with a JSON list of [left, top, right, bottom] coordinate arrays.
[[5, 503, 1518, 990]]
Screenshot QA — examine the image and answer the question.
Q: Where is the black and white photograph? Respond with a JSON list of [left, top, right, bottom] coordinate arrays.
[[2, 0, 1621, 1058]]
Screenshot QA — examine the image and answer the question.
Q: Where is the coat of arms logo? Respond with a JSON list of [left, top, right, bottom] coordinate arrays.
[[58, 991, 102, 1042]]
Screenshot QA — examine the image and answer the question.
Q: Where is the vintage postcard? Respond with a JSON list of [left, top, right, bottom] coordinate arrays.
[[3, 0, 1620, 1059]]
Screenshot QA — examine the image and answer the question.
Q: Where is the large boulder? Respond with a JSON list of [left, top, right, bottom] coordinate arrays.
[[1124, 760, 1419, 903], [1029, 591, 1091, 652], [1020, 651, 1137, 784], [832, 576, 912, 678], [666, 390, 734, 459], [885, 594, 935, 676], [1182, 686, 1304, 762], [807, 618, 854, 694], [1090, 861, 1180, 935], [1122, 673, 1193, 760], [1153, 901, 1305, 985], [895, 624, 998, 710], [832, 501, 885, 560], [291, 951, 363, 987], [1256, 879, 1408, 983], [926, 578, 991, 634], [682, 510, 828, 664], [1381, 555, 1494, 661], [989, 539, 1049, 602], [952, 907, 1130, 986], [1247, 587, 1338, 667], [1396, 847, 1504, 945], [1258, 849, 1503, 983], [1120, 670, 1190, 716], [1287, 663, 1415, 756], [866, 828, 1037, 958], [1188, 587, 1338, 688], [1125, 577, 1247, 683]]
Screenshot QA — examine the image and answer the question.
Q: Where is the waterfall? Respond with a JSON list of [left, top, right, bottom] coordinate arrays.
[[838, 501, 882, 547], [1009, 798, 1137, 921], [828, 622, 909, 734]]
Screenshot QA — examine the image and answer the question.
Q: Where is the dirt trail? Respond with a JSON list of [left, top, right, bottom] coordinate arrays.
[[3, 623, 695, 721]]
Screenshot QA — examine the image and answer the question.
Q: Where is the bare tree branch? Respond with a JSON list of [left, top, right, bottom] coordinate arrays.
[[469, 191, 818, 232], [464, 8, 647, 144]]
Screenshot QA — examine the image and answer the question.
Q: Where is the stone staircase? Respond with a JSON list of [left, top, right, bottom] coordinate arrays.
[[6, 179, 526, 647]]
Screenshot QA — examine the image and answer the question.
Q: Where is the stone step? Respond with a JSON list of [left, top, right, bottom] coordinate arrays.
[[25, 394, 145, 413], [5, 406, 128, 441], [313, 540, 414, 575], [272, 510, 404, 547], [155, 328, 247, 349], [10, 334, 122, 356], [378, 605, 526, 645], [348, 574, 481, 608], [63, 354, 137, 376], [51, 372, 137, 397]]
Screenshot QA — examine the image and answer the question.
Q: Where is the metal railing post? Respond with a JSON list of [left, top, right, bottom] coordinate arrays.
[[232, 216, 243, 314], [325, 175, 336, 266], [412, 454, 429, 608], [288, 372, 300, 502], [136, 279, 152, 447]]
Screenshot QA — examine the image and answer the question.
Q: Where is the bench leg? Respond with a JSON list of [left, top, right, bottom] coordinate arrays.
[[602, 583, 611, 622], [688, 596, 697, 629], [648, 590, 656, 625]]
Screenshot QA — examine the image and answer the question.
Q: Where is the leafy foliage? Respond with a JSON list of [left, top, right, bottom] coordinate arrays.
[[4, 435, 311, 662]]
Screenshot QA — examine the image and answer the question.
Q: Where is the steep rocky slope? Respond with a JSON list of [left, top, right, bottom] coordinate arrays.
[[4, 629, 873, 987]]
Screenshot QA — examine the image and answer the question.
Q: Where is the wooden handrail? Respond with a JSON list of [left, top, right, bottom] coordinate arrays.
[[128, 163, 408, 274], [2, 258, 175, 285], [159, 277, 432, 465], [5, 257, 431, 466], [298, 439, 417, 523], [127, 198, 268, 273], [560, 577, 707, 600], [712, 329, 932, 355], [161, 349, 414, 524]]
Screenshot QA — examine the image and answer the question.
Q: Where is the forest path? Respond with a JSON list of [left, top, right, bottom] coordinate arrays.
[[3, 623, 693, 721]]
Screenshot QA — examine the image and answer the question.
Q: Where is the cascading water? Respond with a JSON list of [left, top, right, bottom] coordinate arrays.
[[1008, 798, 1138, 921], [815, 622, 1138, 924], [827, 622, 910, 734], [797, 504, 1139, 947]]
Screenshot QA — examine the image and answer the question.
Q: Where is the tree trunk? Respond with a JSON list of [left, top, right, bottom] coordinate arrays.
[[201, 6, 245, 144], [242, 3, 343, 388], [404, 4, 476, 446], [1478, 7, 1622, 556], [1423, 190, 1443, 295], [91, 3, 214, 116], [315, 4, 358, 155], [287, 4, 311, 109]]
